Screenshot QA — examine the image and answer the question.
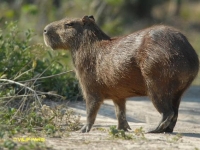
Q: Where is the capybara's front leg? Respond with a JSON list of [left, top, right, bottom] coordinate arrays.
[[81, 95, 102, 133], [113, 99, 131, 131]]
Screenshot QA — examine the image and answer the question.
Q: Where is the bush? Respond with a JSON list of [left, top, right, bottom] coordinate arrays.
[[0, 21, 80, 100], [0, 22, 81, 148]]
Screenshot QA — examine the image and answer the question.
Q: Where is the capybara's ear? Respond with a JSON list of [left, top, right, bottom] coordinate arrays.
[[88, 15, 95, 22], [82, 15, 95, 25]]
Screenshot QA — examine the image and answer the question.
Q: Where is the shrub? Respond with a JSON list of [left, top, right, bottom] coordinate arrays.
[[0, 21, 80, 99], [0, 22, 81, 148]]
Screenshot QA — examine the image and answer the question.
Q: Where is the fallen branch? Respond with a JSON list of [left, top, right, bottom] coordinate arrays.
[[0, 92, 65, 99], [20, 70, 74, 83], [0, 78, 42, 106], [0, 70, 74, 85]]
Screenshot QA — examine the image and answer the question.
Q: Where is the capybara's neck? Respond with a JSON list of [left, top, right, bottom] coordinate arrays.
[[70, 25, 112, 71], [83, 24, 111, 41]]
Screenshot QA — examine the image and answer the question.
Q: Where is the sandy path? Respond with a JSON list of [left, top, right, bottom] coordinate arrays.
[[47, 86, 200, 150]]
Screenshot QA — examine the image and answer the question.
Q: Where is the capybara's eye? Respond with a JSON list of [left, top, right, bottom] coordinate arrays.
[[65, 23, 74, 28]]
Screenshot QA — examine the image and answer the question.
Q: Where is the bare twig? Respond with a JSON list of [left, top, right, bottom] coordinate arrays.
[[20, 70, 74, 83], [31, 62, 53, 86], [36, 91, 65, 99], [1, 92, 64, 99], [0, 79, 35, 93], [13, 68, 33, 80], [0, 78, 42, 106], [0, 70, 74, 85]]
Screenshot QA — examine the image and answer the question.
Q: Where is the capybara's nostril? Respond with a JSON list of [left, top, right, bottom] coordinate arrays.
[[44, 25, 50, 34], [44, 28, 48, 34]]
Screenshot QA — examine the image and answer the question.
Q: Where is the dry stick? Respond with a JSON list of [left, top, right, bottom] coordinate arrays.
[[1, 92, 64, 99], [0, 79, 35, 93], [12, 60, 33, 80], [0, 70, 73, 99], [13, 68, 34, 81], [36, 91, 64, 98], [28, 68, 73, 104], [0, 70, 74, 103], [20, 70, 74, 83], [0, 70, 74, 85], [11, 94, 27, 120], [1, 82, 41, 123], [31, 63, 53, 86], [0, 79, 42, 106], [25, 61, 67, 94], [4, 84, 27, 106]]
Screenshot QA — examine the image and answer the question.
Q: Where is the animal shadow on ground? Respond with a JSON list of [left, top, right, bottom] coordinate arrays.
[[173, 132, 200, 138]]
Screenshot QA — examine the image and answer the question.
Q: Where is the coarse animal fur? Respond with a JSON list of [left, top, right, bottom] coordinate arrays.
[[43, 16, 199, 133]]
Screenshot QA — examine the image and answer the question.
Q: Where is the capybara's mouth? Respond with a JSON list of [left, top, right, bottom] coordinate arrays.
[[43, 35, 50, 47], [43, 35, 53, 48], [43, 25, 60, 49], [43, 34, 60, 50]]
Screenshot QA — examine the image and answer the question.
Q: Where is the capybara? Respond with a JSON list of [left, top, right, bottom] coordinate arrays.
[[43, 16, 199, 133]]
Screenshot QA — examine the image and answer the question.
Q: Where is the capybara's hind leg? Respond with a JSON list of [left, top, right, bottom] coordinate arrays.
[[148, 111, 174, 133], [147, 94, 174, 133], [164, 101, 180, 132], [164, 114, 178, 133], [164, 89, 187, 133], [81, 95, 103, 133], [113, 99, 131, 131]]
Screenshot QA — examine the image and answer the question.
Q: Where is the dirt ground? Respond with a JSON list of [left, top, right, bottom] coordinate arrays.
[[46, 86, 200, 150]]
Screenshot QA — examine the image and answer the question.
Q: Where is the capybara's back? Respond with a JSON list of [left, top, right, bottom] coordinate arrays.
[[43, 16, 199, 133]]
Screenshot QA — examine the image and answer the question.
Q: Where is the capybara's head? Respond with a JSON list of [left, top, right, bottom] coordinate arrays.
[[43, 15, 109, 50]]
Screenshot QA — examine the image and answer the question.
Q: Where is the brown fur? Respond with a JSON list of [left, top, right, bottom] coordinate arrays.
[[44, 16, 199, 133]]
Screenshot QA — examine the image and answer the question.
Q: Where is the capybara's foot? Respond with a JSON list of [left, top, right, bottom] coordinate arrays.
[[147, 112, 174, 133], [147, 126, 173, 133], [163, 126, 173, 133], [80, 124, 93, 133], [118, 121, 131, 131], [147, 127, 165, 133], [163, 114, 178, 133]]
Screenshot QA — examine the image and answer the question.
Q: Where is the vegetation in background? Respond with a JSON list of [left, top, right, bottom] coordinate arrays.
[[0, 0, 199, 149], [109, 126, 133, 140], [0, 21, 80, 149], [0, 0, 199, 84], [0, 21, 80, 99], [109, 126, 146, 141]]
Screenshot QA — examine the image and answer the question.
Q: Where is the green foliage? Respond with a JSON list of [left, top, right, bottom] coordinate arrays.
[[0, 97, 81, 138], [134, 126, 145, 137], [109, 126, 146, 141], [17, 142, 53, 150], [5, 10, 15, 19], [0, 104, 80, 147], [1, 138, 53, 150], [104, 0, 123, 6], [0, 21, 81, 149], [171, 133, 182, 142], [0, 21, 80, 99], [102, 19, 123, 36], [109, 126, 133, 140], [22, 4, 38, 15], [0, 22, 32, 79], [166, 133, 183, 143], [3, 139, 17, 150]]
